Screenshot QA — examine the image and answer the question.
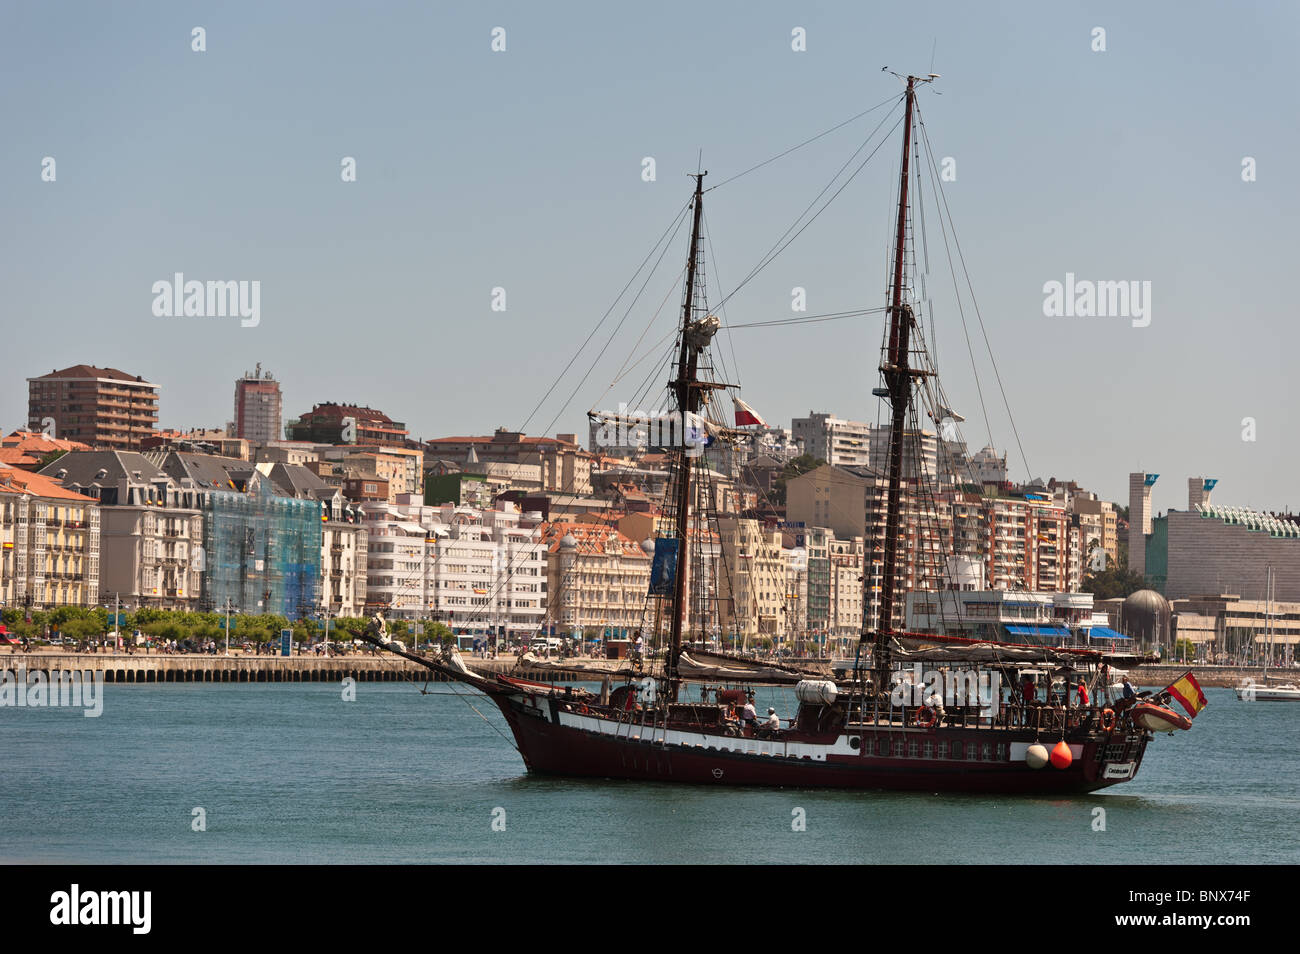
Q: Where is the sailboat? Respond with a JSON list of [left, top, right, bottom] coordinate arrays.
[[1235, 566, 1300, 701], [361, 75, 1205, 792]]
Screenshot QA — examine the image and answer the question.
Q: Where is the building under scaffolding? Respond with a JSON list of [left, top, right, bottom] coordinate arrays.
[[202, 481, 322, 616]]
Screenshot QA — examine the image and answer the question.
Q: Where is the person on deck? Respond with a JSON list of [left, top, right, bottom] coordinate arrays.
[[1077, 679, 1089, 707], [741, 694, 757, 729], [1021, 675, 1036, 704], [1122, 677, 1136, 700], [765, 707, 781, 730]]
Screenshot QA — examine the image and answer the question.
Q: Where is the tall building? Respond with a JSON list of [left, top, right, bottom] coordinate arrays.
[[1128, 472, 1158, 576], [232, 364, 282, 444], [791, 412, 871, 467], [27, 365, 159, 451]]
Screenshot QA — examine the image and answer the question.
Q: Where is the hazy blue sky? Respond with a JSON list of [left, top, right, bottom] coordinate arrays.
[[3, 1, 1297, 515]]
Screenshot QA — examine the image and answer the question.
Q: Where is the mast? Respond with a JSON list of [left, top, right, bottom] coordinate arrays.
[[1266, 565, 1273, 675], [667, 172, 708, 700], [864, 75, 920, 681]]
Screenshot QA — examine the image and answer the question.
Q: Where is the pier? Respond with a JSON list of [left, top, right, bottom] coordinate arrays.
[[0, 652, 589, 684]]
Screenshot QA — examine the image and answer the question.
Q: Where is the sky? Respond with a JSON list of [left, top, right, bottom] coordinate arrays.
[[2, 1, 1297, 516]]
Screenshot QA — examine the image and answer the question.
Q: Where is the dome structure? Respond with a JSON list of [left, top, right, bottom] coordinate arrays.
[[1121, 588, 1172, 645], [559, 533, 578, 550]]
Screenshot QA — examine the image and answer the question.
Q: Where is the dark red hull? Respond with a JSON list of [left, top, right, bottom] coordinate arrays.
[[495, 695, 1149, 794]]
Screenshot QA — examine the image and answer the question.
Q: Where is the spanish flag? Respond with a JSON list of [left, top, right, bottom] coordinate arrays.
[[1165, 671, 1208, 719]]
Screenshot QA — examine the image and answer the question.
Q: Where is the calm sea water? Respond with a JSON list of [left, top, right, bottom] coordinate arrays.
[[3, 681, 1296, 864]]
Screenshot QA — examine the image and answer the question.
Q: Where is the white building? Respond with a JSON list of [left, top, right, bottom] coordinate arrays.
[[791, 412, 871, 467], [361, 497, 545, 639], [905, 589, 1096, 643]]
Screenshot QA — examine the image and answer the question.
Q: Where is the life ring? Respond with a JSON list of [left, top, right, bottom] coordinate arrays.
[[1100, 708, 1116, 731], [915, 706, 937, 729]]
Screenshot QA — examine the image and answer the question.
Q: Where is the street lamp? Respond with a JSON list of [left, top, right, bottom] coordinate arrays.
[[224, 598, 235, 656]]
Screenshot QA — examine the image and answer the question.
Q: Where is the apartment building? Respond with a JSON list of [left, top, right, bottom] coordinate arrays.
[[232, 364, 282, 444], [426, 429, 592, 495], [542, 520, 651, 635], [41, 451, 201, 610], [27, 365, 159, 451], [0, 465, 100, 609], [791, 412, 870, 467], [716, 516, 788, 643], [363, 500, 545, 639]]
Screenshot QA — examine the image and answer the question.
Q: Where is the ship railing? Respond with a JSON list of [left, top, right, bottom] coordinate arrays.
[[846, 698, 1113, 734]]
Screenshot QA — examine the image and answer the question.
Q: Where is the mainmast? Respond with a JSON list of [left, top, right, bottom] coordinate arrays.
[[864, 74, 928, 680], [666, 172, 709, 701]]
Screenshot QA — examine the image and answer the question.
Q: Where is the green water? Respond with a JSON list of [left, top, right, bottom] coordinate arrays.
[[2, 684, 1294, 864]]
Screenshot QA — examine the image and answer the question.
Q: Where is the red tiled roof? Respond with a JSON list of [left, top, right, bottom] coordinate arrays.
[[0, 449, 38, 468], [538, 520, 649, 557], [0, 466, 99, 502], [30, 365, 155, 384], [301, 404, 401, 426], [1, 430, 92, 454]]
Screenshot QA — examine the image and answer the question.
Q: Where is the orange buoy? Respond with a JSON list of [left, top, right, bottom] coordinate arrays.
[[1050, 739, 1073, 769]]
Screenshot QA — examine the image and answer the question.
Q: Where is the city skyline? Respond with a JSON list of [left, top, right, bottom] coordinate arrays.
[[4, 2, 1297, 516]]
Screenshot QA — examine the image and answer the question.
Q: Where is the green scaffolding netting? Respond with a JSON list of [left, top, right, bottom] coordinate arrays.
[[202, 482, 322, 616]]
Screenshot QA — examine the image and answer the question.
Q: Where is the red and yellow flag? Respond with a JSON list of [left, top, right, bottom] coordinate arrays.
[[1166, 671, 1208, 718]]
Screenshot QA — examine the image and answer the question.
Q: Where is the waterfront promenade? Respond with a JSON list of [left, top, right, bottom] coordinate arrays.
[[0, 650, 587, 684], [0, 648, 1267, 688]]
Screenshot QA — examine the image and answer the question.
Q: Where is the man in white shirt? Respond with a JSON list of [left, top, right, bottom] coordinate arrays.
[[765, 707, 781, 730], [741, 696, 757, 728]]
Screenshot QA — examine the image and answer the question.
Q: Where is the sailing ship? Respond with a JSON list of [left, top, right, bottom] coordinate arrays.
[[361, 75, 1207, 792]]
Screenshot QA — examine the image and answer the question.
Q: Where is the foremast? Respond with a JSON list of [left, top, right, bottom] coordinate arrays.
[[666, 172, 710, 703]]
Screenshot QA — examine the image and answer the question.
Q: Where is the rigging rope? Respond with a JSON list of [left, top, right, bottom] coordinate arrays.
[[916, 101, 1033, 481], [705, 94, 900, 192], [518, 197, 692, 435], [714, 108, 906, 313]]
